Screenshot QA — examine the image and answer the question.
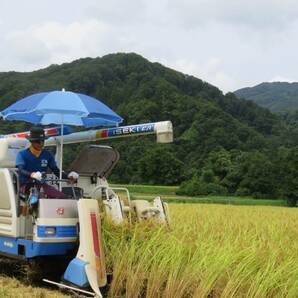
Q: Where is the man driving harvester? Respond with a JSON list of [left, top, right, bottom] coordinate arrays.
[[16, 127, 79, 199]]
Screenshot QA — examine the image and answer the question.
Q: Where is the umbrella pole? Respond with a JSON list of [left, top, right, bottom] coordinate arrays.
[[59, 116, 64, 191]]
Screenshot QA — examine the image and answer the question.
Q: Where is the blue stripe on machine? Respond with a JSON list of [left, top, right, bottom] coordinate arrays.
[[0, 236, 77, 258], [37, 225, 78, 238]]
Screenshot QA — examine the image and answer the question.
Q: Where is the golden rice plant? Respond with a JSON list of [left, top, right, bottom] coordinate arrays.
[[103, 204, 298, 298]]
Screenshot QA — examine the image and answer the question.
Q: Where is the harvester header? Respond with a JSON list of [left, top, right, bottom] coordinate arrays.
[[0, 121, 173, 145], [45, 121, 173, 146], [0, 120, 172, 297]]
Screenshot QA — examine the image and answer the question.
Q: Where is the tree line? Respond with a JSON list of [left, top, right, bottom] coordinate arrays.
[[0, 53, 298, 205]]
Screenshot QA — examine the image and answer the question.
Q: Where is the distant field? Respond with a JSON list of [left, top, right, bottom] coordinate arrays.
[[111, 184, 178, 195], [112, 184, 286, 207]]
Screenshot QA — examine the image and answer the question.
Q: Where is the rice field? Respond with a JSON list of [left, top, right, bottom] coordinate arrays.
[[1, 203, 298, 297], [103, 204, 298, 298], [0, 276, 69, 298]]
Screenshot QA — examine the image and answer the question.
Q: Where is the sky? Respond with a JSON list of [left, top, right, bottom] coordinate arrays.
[[0, 0, 298, 93]]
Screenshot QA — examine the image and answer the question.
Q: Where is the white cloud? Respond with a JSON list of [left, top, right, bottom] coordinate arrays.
[[0, 20, 112, 71], [0, 32, 49, 71], [34, 21, 110, 60], [168, 0, 298, 30], [86, 0, 170, 27], [0, 0, 298, 93], [269, 76, 296, 83]]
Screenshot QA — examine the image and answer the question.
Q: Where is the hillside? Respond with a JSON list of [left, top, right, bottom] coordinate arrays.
[[234, 82, 298, 113], [0, 53, 294, 199], [0, 53, 282, 137]]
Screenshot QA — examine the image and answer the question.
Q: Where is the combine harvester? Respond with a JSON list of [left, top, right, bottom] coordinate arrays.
[[0, 121, 172, 297]]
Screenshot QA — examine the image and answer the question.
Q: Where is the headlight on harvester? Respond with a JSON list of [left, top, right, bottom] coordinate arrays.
[[44, 227, 56, 236]]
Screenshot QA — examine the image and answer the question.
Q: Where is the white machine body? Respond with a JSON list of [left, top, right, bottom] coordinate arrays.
[[0, 121, 172, 296], [0, 138, 28, 168]]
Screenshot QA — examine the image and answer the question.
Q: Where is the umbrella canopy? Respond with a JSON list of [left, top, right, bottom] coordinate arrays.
[[0, 90, 123, 127], [0, 90, 123, 187]]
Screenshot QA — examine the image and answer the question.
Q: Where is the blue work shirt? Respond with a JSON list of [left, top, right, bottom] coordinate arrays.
[[16, 148, 57, 184]]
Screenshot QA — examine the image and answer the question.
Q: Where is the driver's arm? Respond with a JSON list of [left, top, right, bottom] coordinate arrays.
[[16, 152, 32, 178], [17, 164, 32, 178]]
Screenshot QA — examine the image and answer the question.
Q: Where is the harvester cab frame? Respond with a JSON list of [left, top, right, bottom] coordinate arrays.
[[0, 121, 172, 297]]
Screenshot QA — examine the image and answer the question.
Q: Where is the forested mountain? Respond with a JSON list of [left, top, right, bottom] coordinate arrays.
[[234, 82, 298, 113], [0, 53, 297, 203]]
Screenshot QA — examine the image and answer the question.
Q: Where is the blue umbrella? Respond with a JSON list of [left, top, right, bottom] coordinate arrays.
[[0, 90, 123, 183], [0, 90, 123, 126]]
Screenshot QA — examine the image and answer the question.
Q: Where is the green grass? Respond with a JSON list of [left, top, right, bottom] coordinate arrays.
[[110, 184, 178, 196], [162, 196, 285, 206], [111, 184, 286, 207]]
